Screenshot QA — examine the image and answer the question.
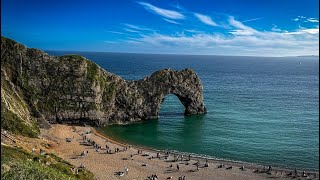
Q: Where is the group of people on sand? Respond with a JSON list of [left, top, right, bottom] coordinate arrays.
[[81, 133, 131, 155], [81, 136, 102, 153]]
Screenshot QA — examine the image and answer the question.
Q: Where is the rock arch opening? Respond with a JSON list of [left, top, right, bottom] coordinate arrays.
[[159, 94, 185, 117]]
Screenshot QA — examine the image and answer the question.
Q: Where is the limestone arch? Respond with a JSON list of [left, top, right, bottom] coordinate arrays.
[[142, 68, 207, 118]]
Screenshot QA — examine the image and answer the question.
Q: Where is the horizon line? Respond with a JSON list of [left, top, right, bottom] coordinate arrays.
[[43, 49, 319, 58]]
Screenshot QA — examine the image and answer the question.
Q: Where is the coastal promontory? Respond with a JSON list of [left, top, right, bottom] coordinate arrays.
[[1, 36, 206, 133]]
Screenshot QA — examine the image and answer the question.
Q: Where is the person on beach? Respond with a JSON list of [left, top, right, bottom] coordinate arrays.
[[177, 164, 180, 171], [204, 159, 208, 167], [188, 154, 191, 161], [79, 163, 85, 168], [302, 171, 307, 177], [124, 166, 129, 175], [81, 151, 85, 156], [150, 174, 158, 180]]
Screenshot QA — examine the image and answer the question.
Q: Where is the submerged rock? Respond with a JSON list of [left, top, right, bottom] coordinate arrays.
[[1, 36, 206, 127]]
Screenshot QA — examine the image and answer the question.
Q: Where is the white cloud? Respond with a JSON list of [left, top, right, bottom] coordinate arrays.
[[301, 28, 319, 34], [292, 18, 299, 21], [229, 30, 254, 35], [138, 2, 185, 20], [292, 16, 319, 23], [306, 18, 319, 23], [242, 17, 263, 23], [228, 16, 259, 37], [123, 28, 140, 33], [184, 29, 203, 33], [228, 16, 257, 33], [284, 27, 319, 35], [123, 24, 153, 31], [271, 24, 283, 32], [163, 18, 180, 24], [194, 13, 218, 26], [123, 16, 318, 56], [106, 10, 318, 56], [105, 30, 127, 35]]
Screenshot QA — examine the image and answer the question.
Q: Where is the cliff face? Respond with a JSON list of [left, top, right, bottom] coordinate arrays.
[[1, 36, 206, 130]]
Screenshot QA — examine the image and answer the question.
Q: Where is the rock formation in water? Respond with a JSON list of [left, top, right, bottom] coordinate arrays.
[[1, 36, 206, 131]]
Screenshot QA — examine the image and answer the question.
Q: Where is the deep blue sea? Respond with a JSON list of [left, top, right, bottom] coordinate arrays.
[[48, 51, 319, 171]]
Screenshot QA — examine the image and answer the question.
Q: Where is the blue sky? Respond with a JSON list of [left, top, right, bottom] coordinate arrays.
[[2, 0, 319, 56]]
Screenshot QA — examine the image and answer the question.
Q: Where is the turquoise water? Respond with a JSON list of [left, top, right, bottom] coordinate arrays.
[[48, 52, 319, 171]]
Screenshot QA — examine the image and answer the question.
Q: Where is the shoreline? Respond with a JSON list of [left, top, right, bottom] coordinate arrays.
[[92, 126, 319, 174], [35, 124, 319, 180]]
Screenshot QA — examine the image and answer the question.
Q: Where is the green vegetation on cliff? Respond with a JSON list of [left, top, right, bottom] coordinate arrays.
[[1, 145, 94, 180], [86, 59, 99, 81], [1, 69, 40, 138], [1, 101, 39, 138]]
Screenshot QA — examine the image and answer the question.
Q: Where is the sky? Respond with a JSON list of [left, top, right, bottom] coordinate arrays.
[[1, 0, 319, 56]]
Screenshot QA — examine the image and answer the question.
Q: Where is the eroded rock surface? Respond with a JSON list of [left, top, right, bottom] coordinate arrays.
[[1, 36, 206, 127]]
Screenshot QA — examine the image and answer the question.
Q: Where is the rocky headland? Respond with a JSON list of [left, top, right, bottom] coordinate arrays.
[[1, 36, 206, 136]]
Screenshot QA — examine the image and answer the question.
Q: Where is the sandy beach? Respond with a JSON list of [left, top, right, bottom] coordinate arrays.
[[3, 123, 318, 180], [8, 124, 307, 180]]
